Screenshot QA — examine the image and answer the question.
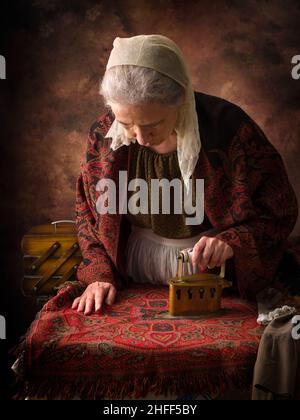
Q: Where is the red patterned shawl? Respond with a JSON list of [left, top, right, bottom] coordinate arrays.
[[14, 283, 264, 399], [75, 92, 298, 300]]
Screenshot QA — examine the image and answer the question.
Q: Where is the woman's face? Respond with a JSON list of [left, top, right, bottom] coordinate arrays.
[[110, 101, 182, 149]]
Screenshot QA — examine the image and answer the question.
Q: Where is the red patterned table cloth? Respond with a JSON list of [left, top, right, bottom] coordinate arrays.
[[14, 283, 263, 399]]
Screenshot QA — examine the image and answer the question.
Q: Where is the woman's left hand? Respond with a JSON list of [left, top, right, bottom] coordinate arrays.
[[192, 236, 234, 271]]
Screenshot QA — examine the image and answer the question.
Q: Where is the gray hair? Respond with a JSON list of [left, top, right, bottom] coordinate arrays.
[[99, 65, 185, 107]]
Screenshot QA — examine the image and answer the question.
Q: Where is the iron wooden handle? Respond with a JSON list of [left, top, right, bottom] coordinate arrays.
[[176, 248, 225, 279]]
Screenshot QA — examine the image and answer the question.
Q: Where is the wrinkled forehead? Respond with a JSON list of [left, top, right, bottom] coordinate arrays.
[[110, 101, 178, 122]]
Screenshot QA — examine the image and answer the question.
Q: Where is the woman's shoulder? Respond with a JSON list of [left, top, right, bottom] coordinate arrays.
[[194, 91, 254, 150], [85, 109, 115, 162], [89, 108, 115, 138], [194, 91, 250, 128]]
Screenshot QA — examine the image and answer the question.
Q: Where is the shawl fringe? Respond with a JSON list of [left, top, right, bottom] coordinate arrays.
[[13, 367, 252, 400]]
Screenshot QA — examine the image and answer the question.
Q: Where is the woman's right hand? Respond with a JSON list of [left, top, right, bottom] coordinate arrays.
[[71, 281, 117, 315]]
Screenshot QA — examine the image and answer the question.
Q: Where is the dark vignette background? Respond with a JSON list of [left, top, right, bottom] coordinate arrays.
[[0, 0, 299, 399]]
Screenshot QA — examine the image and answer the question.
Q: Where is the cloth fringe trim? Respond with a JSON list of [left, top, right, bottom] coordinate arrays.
[[13, 367, 253, 400]]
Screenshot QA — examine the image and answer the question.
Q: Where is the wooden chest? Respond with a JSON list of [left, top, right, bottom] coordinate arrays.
[[21, 221, 82, 300]]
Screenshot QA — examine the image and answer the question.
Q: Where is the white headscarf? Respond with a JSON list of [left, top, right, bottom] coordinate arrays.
[[103, 34, 201, 193]]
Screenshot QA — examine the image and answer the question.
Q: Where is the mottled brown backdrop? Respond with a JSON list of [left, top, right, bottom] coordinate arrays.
[[0, 0, 299, 368]]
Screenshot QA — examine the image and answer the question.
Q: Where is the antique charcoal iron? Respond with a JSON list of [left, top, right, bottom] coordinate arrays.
[[168, 248, 232, 316]]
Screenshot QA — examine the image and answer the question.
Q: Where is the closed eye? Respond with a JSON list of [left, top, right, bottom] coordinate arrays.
[[117, 119, 164, 128]]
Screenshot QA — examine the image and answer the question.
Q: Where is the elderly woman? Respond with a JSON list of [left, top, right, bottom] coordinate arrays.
[[72, 34, 298, 316]]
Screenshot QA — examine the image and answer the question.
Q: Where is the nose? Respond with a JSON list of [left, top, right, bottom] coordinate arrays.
[[133, 127, 151, 144]]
